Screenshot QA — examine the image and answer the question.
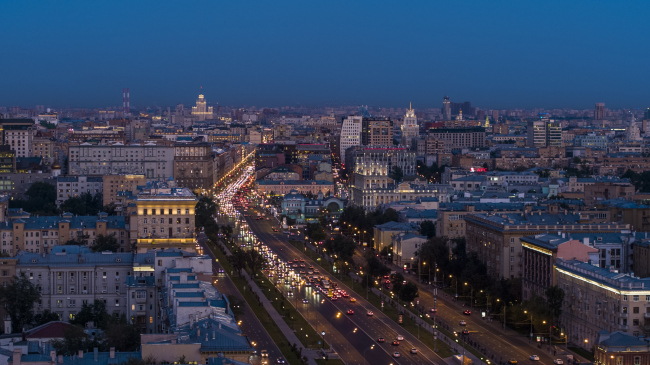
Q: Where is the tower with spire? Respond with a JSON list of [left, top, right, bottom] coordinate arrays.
[[401, 102, 419, 148]]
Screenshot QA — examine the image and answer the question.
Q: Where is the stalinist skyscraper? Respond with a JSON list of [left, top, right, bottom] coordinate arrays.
[[401, 102, 419, 148], [191, 93, 214, 121]]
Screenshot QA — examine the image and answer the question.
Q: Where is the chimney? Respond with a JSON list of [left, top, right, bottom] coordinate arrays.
[[180, 272, 187, 283], [50, 351, 56, 363], [109, 348, 115, 359], [94, 348, 98, 362], [583, 237, 589, 246], [197, 329, 200, 337], [13, 349, 21, 365], [78, 351, 83, 359]]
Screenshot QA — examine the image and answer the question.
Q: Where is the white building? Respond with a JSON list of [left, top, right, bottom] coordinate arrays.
[[401, 103, 419, 148], [68, 142, 174, 179], [1, 119, 35, 158], [340, 116, 362, 162], [392, 232, 428, 270]]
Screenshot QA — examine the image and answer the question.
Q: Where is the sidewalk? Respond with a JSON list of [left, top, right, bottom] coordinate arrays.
[[220, 241, 319, 365]]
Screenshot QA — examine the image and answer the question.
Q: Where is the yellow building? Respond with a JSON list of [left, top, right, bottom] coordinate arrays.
[[127, 179, 198, 253], [102, 174, 147, 205]]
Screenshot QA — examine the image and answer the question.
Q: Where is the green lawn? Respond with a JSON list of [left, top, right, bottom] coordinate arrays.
[[207, 241, 307, 365], [568, 346, 595, 362]]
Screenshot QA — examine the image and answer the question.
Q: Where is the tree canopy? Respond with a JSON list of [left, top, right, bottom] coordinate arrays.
[[9, 182, 58, 215], [90, 234, 120, 252], [195, 196, 217, 228], [0, 273, 41, 333], [60, 192, 103, 216]]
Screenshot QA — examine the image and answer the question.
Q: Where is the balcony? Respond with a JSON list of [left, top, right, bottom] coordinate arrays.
[[619, 324, 628, 330], [620, 312, 628, 318], [644, 313, 650, 319]]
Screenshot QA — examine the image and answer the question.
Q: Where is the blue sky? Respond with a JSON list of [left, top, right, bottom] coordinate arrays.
[[1, 1, 648, 110]]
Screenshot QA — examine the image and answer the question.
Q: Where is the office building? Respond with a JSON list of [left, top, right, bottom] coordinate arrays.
[[595, 102, 606, 120], [0, 119, 35, 158], [442, 96, 452, 120], [339, 116, 362, 162], [361, 117, 393, 147], [527, 120, 562, 147], [102, 174, 147, 206]]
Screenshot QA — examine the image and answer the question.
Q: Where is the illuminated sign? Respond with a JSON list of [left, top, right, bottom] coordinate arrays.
[[470, 167, 487, 173]]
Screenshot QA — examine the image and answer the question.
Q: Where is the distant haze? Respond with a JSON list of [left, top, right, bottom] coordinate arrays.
[[1, 1, 648, 110]]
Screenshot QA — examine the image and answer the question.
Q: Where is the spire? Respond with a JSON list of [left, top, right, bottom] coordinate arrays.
[[409, 101, 412, 111]]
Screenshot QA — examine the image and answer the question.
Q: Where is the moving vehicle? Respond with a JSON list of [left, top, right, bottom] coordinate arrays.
[[410, 348, 418, 354], [392, 340, 400, 346], [553, 360, 563, 365], [459, 320, 467, 326], [377, 337, 385, 343], [347, 310, 354, 315], [393, 352, 401, 358], [463, 310, 472, 315], [530, 355, 540, 361], [367, 311, 374, 316]]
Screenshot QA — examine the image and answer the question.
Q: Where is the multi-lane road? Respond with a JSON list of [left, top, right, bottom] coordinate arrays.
[[245, 213, 445, 365]]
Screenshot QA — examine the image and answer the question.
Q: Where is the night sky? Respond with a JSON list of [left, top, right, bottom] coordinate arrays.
[[1, 1, 648, 109]]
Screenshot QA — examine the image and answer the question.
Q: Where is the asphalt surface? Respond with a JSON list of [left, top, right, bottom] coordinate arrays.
[[198, 231, 282, 365], [245, 213, 445, 365]]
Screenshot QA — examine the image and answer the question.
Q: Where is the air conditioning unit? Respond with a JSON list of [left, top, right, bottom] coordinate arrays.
[[82, 290, 88, 294], [102, 290, 107, 293]]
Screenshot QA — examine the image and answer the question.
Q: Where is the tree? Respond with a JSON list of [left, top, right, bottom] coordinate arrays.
[[229, 248, 248, 277], [60, 192, 103, 216], [419, 220, 436, 238], [366, 255, 390, 278], [0, 273, 41, 332], [71, 300, 109, 330], [52, 325, 103, 355], [545, 285, 565, 323], [227, 295, 245, 317], [324, 235, 356, 261], [33, 310, 60, 326], [195, 196, 217, 228], [391, 273, 405, 296], [306, 223, 327, 243], [389, 166, 403, 183], [220, 224, 233, 240], [9, 182, 58, 216], [102, 203, 118, 216], [90, 234, 120, 252], [104, 314, 141, 352], [246, 249, 266, 275], [381, 208, 399, 224], [399, 282, 419, 303]]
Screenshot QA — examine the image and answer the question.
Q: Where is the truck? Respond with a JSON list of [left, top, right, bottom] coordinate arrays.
[[321, 279, 330, 289]]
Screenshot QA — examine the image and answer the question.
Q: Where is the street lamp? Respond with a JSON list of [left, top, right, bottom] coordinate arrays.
[[464, 282, 473, 308], [363, 345, 375, 365], [524, 310, 533, 341]]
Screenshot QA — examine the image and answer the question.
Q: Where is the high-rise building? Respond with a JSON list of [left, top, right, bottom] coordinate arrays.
[[0, 119, 34, 158], [526, 120, 562, 147], [644, 107, 650, 120], [427, 127, 485, 150], [173, 143, 215, 191], [339, 116, 362, 162], [401, 103, 419, 148], [191, 94, 214, 121], [442, 96, 451, 120], [361, 117, 393, 146], [594, 102, 606, 120]]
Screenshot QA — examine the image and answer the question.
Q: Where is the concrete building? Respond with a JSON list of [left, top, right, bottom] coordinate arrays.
[[339, 116, 362, 162], [15, 245, 155, 321], [393, 233, 428, 270], [55, 176, 103, 205], [255, 180, 334, 197], [594, 331, 650, 365], [401, 104, 419, 148], [173, 143, 214, 191], [102, 174, 147, 206], [68, 142, 174, 179], [426, 127, 485, 150], [126, 180, 198, 253], [526, 120, 562, 148], [0, 119, 35, 158], [555, 259, 650, 348], [373, 221, 420, 251], [464, 211, 629, 280], [573, 133, 607, 149], [361, 117, 393, 146], [31, 137, 55, 164], [595, 102, 606, 120], [0, 212, 128, 256], [191, 94, 213, 121]]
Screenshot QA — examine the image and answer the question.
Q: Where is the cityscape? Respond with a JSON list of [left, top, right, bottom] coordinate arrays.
[[1, 2, 649, 365]]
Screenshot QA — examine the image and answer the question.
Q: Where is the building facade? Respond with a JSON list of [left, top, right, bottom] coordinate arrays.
[[173, 143, 214, 191], [68, 143, 174, 179], [56, 176, 103, 205], [339, 116, 362, 162]]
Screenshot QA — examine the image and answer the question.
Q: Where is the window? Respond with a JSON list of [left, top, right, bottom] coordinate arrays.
[[185, 209, 189, 214], [510, 247, 514, 253], [143, 209, 147, 216], [177, 209, 181, 215], [115, 299, 120, 307], [185, 218, 190, 224], [634, 307, 640, 314], [633, 319, 640, 326], [634, 295, 639, 302], [57, 285, 62, 293], [149, 317, 153, 323], [158, 260, 162, 266], [634, 356, 640, 365], [152, 209, 156, 215], [136, 291, 146, 299]]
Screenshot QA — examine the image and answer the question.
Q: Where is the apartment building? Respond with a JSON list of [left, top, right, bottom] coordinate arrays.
[[555, 259, 650, 349], [427, 127, 485, 150], [0, 119, 35, 158], [340, 116, 362, 162], [15, 245, 155, 322], [464, 210, 629, 279], [361, 117, 393, 146], [68, 142, 174, 179], [56, 176, 103, 205], [31, 137, 55, 164], [102, 174, 147, 205]]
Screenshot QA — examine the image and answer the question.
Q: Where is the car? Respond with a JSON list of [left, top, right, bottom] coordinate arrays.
[[331, 296, 338, 301], [302, 299, 309, 304], [392, 340, 400, 346], [430, 308, 437, 313], [347, 310, 354, 315], [287, 291, 293, 296], [508, 360, 518, 365], [350, 297, 356, 303], [463, 310, 472, 315], [393, 352, 401, 358], [396, 335, 404, 341], [553, 360, 563, 365], [275, 358, 286, 364], [377, 337, 385, 343], [459, 320, 467, 326], [530, 355, 540, 361], [410, 348, 418, 354], [462, 330, 469, 335], [367, 311, 374, 316], [261, 350, 269, 358]]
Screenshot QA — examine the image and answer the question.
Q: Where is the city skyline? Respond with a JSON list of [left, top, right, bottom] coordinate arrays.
[[1, 1, 649, 109]]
